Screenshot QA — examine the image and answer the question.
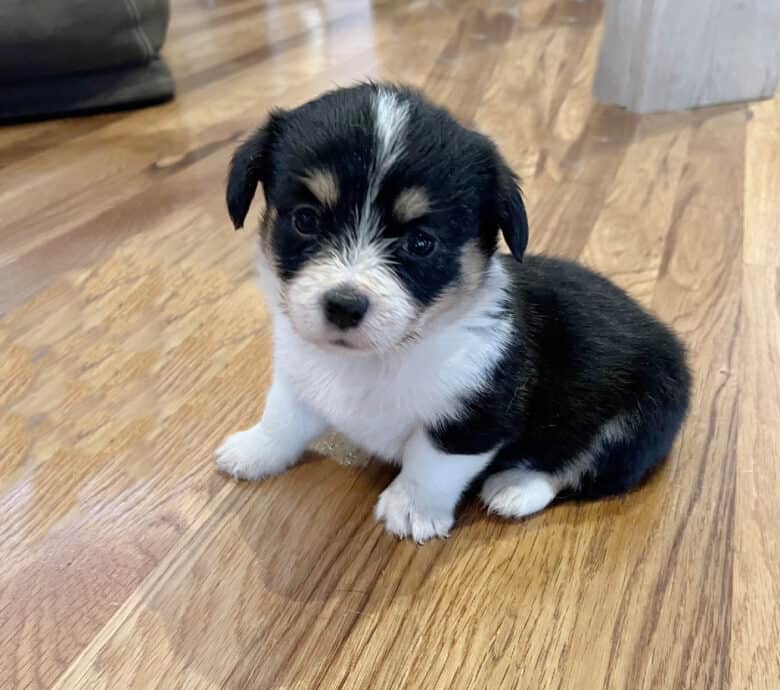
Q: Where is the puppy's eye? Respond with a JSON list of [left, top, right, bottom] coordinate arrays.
[[405, 231, 436, 257], [292, 206, 320, 236]]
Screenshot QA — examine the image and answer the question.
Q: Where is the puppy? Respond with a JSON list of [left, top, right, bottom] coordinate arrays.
[[217, 83, 691, 543]]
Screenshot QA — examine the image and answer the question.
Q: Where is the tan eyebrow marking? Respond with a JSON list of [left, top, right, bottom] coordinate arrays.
[[301, 168, 339, 207], [259, 205, 277, 255], [393, 186, 431, 223]]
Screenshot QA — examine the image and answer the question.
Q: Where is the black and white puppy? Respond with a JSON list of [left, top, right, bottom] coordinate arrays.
[[217, 83, 691, 542]]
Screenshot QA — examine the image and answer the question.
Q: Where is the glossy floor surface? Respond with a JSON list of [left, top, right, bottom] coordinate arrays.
[[1, 1, 778, 688]]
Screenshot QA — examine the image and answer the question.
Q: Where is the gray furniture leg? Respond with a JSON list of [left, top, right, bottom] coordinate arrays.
[[594, 0, 780, 113]]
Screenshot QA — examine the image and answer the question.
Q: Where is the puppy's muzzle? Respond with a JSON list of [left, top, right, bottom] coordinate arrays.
[[323, 284, 370, 330]]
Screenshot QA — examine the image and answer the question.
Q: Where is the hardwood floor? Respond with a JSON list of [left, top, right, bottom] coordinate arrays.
[[1, 1, 778, 688]]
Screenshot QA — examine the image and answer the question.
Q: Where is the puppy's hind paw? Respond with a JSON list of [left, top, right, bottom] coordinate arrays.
[[480, 468, 557, 518]]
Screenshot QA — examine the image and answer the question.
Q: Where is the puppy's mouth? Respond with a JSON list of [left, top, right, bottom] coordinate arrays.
[[324, 328, 418, 354], [330, 338, 356, 349], [319, 332, 409, 356]]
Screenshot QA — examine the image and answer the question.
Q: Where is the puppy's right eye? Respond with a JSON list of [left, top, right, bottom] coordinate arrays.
[[404, 230, 436, 257], [292, 206, 320, 236]]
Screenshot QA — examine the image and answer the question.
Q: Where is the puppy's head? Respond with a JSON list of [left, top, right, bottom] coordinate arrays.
[[227, 83, 527, 353]]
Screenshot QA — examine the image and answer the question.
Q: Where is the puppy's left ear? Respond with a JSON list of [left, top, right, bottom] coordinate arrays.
[[496, 161, 529, 262], [226, 109, 286, 229]]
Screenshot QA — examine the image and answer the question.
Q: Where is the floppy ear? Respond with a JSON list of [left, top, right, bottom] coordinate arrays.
[[226, 109, 286, 229], [496, 161, 529, 262]]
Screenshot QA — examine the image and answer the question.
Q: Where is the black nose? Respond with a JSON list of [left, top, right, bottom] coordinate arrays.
[[323, 286, 369, 330]]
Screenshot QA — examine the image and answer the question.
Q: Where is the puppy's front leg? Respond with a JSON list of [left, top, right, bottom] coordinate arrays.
[[216, 375, 328, 481], [375, 429, 496, 543]]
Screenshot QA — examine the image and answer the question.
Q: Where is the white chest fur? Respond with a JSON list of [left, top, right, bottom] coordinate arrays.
[[271, 261, 512, 460]]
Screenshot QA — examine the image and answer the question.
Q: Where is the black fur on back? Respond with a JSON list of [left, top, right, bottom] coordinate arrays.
[[431, 255, 691, 499]]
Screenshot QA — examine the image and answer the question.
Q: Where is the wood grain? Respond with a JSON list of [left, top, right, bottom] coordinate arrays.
[[1, 0, 778, 688]]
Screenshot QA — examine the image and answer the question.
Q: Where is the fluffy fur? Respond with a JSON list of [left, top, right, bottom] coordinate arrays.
[[217, 83, 691, 542]]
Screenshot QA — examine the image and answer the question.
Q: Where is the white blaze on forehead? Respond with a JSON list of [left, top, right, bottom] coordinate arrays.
[[352, 88, 412, 246], [371, 89, 410, 194]]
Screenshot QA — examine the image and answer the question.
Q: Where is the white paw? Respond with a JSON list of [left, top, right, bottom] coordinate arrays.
[[480, 468, 557, 518], [215, 428, 289, 481], [374, 476, 454, 543]]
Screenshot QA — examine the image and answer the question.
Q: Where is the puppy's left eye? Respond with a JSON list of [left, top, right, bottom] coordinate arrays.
[[292, 206, 320, 236], [405, 231, 436, 257]]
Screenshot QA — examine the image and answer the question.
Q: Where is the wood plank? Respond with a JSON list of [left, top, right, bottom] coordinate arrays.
[[744, 96, 780, 267], [732, 248, 780, 687], [580, 112, 692, 305], [611, 105, 745, 690], [734, 76, 780, 688]]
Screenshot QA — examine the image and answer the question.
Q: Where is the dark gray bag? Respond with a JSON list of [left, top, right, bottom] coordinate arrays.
[[0, 0, 173, 122]]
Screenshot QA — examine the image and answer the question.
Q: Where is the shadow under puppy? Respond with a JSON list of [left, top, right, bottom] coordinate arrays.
[[218, 83, 691, 543]]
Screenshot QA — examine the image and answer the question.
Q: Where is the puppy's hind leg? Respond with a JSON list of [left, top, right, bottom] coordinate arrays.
[[480, 468, 558, 519], [216, 374, 328, 481]]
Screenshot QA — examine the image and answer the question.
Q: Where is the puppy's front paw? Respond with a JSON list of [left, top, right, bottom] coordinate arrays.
[[374, 477, 453, 543], [216, 429, 288, 481]]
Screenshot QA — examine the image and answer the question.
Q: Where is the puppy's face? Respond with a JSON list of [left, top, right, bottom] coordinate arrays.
[[227, 84, 528, 353]]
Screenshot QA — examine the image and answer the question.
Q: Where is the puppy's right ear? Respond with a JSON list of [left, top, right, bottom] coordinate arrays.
[[226, 110, 286, 229], [496, 160, 529, 263]]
